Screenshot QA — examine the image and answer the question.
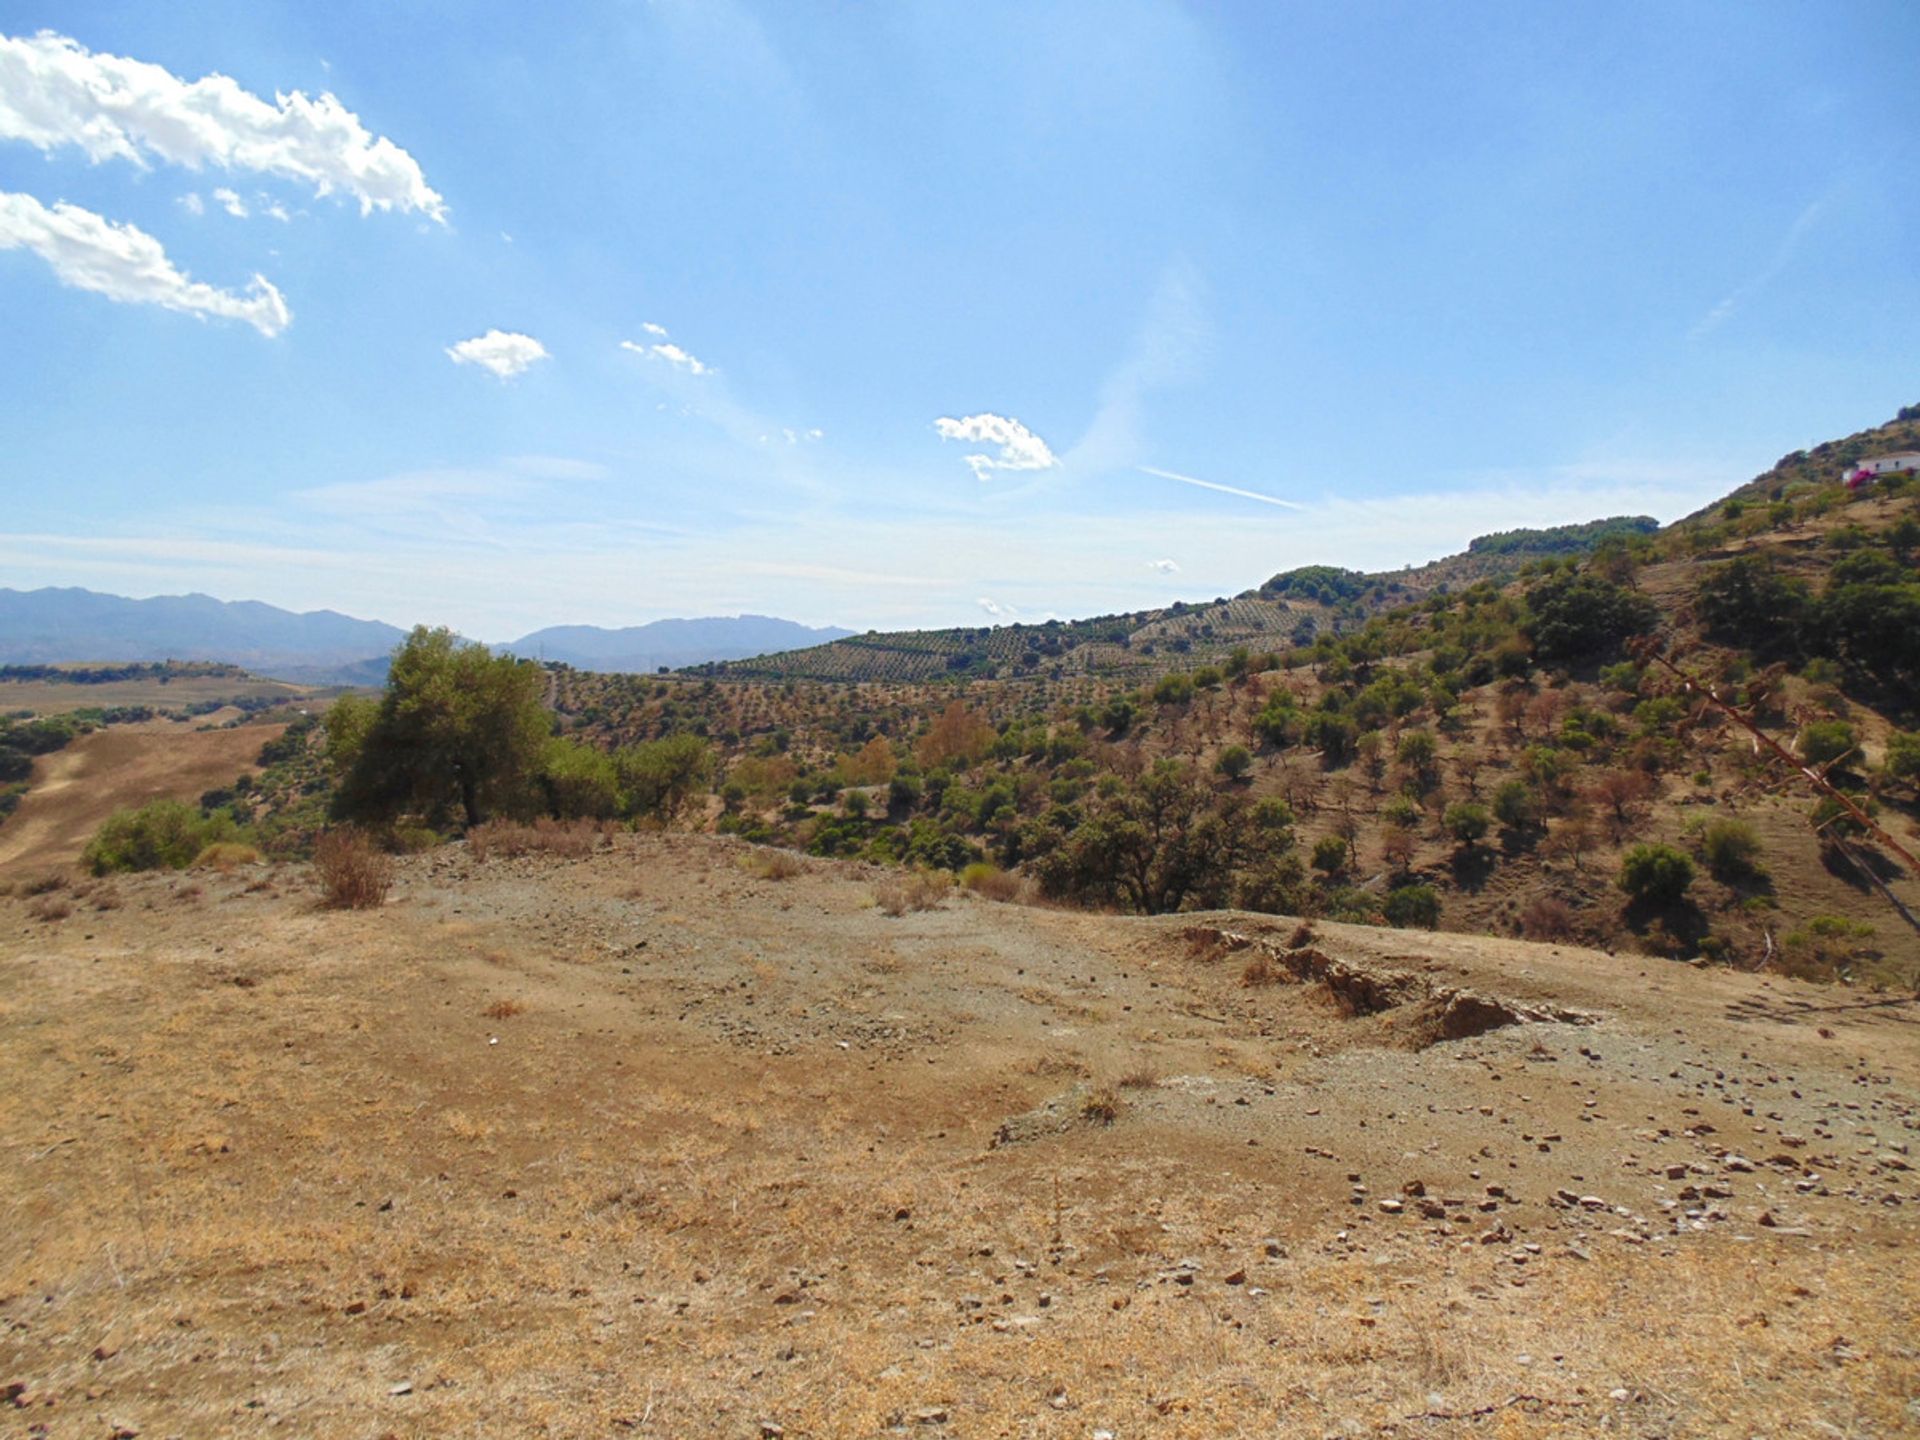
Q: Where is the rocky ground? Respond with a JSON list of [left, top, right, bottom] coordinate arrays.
[[2, 833, 1916, 1437]]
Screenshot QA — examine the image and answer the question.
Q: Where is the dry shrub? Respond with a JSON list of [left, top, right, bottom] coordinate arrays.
[[193, 842, 262, 872], [1287, 920, 1316, 948], [741, 848, 807, 880], [468, 817, 603, 861], [960, 862, 1021, 902], [314, 828, 392, 910], [1116, 1061, 1160, 1090], [91, 887, 122, 911], [22, 873, 69, 896], [1080, 1086, 1122, 1125], [483, 998, 526, 1019], [1518, 895, 1576, 942], [1241, 951, 1280, 987], [26, 894, 72, 923], [875, 869, 950, 916]]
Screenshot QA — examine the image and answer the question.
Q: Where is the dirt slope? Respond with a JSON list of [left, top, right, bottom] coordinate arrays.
[[0, 720, 282, 878], [3, 833, 1914, 1437]]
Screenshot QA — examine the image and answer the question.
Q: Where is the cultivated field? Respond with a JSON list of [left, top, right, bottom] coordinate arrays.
[[3, 834, 1914, 1437]]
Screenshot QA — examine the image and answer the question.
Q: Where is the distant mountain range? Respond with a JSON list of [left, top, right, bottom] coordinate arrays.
[[0, 588, 853, 684], [508, 617, 854, 674]]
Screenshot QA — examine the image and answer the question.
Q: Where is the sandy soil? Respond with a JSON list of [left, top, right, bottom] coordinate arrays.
[[2, 833, 1915, 1437], [0, 720, 283, 877]]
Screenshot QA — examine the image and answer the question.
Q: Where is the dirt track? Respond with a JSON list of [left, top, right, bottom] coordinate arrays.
[[0, 718, 282, 876], [3, 833, 1915, 1437]]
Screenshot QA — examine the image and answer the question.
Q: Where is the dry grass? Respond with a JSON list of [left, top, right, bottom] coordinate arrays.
[[467, 817, 610, 861], [739, 847, 807, 880], [313, 828, 392, 909], [959, 861, 1022, 901], [483, 998, 526, 1019], [192, 841, 262, 872], [25, 893, 71, 922], [876, 869, 950, 915], [21, 872, 68, 896]]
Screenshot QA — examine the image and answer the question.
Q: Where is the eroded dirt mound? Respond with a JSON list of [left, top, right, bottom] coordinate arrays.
[[2, 833, 1916, 1438], [1185, 922, 1601, 1045]]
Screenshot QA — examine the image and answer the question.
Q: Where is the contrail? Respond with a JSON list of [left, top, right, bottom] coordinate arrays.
[[1139, 466, 1304, 510]]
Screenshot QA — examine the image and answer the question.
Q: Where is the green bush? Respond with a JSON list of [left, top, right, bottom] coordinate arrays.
[[84, 799, 243, 874], [1310, 835, 1349, 875], [1618, 843, 1695, 906], [1382, 883, 1440, 930], [1697, 817, 1764, 881], [1215, 744, 1253, 780], [1886, 731, 1920, 783], [1443, 802, 1491, 845], [1799, 720, 1856, 770]]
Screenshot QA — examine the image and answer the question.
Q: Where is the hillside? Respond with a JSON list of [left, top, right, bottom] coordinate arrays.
[[534, 404, 1920, 986], [3, 835, 1915, 1436], [689, 517, 1660, 684]]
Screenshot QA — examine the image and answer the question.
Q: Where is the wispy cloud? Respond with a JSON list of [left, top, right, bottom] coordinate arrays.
[[1064, 259, 1207, 474], [446, 329, 549, 380], [977, 596, 1016, 619], [212, 186, 248, 218], [0, 189, 289, 335], [1148, 557, 1180, 574], [1691, 190, 1836, 338], [934, 412, 1058, 481], [0, 29, 446, 220], [1139, 466, 1302, 510]]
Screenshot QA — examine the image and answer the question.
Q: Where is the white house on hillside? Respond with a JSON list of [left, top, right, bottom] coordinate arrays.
[[1844, 451, 1920, 487]]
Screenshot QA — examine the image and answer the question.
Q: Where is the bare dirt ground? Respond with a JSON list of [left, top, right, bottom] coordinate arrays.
[[3, 833, 1916, 1438], [0, 719, 284, 877]]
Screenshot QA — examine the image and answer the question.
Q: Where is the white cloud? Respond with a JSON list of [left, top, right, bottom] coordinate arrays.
[[212, 186, 248, 218], [977, 596, 1017, 620], [0, 189, 289, 335], [1148, 558, 1180, 574], [263, 201, 291, 223], [641, 321, 669, 337], [177, 190, 204, 215], [934, 412, 1058, 481], [445, 329, 549, 380], [621, 336, 713, 375], [0, 30, 446, 221]]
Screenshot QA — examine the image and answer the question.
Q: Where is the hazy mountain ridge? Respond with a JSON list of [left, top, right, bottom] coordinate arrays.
[[0, 588, 855, 683], [507, 617, 855, 673]]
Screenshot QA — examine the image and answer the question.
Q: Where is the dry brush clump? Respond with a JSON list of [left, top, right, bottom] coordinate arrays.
[[875, 870, 951, 916], [313, 828, 393, 909], [467, 817, 609, 861], [739, 847, 807, 880]]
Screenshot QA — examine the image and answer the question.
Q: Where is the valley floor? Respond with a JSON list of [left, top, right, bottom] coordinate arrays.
[[2, 834, 1916, 1437]]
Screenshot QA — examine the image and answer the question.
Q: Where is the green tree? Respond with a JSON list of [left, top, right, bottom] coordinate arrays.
[[1524, 572, 1660, 662], [1443, 801, 1492, 846], [1215, 744, 1253, 781], [333, 627, 551, 829], [1383, 883, 1440, 930], [1030, 761, 1247, 915], [615, 734, 713, 821], [1799, 720, 1856, 770], [1619, 843, 1694, 905]]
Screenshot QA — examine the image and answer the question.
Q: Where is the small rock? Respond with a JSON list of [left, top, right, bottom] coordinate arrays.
[[913, 1405, 950, 1424], [389, 1381, 413, 1396], [1224, 1268, 1247, 1286]]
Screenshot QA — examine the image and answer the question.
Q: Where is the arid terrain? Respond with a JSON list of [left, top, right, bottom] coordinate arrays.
[[4, 832, 1916, 1438], [0, 717, 287, 878]]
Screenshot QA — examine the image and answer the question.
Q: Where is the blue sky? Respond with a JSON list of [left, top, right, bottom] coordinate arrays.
[[1, 2, 1914, 640]]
